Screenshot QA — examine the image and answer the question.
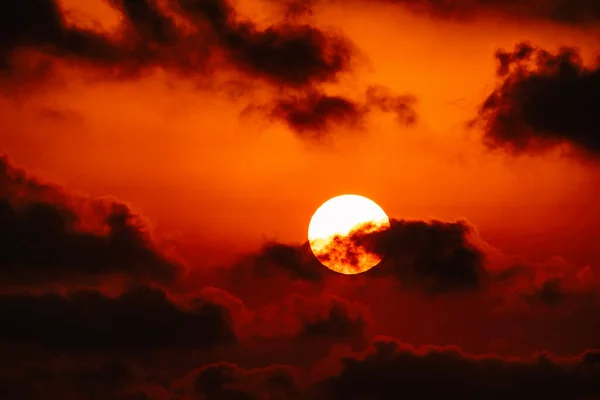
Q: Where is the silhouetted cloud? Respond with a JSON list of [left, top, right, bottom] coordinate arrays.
[[367, 219, 484, 293], [271, 91, 364, 136], [473, 42, 600, 156], [315, 336, 600, 400], [177, 362, 301, 400], [218, 217, 484, 295], [2, 142, 600, 399], [114, 0, 180, 44], [177, 0, 354, 87], [246, 294, 370, 344], [268, 86, 417, 137], [0, 156, 181, 286], [0, 0, 354, 88], [0, 285, 236, 351], [0, 205, 598, 399], [0, 277, 373, 383], [0, 360, 142, 400], [298, 299, 367, 341], [317, 219, 484, 293], [491, 259, 599, 309], [0, 0, 121, 71], [7, 336, 599, 399], [222, 242, 327, 284], [308, 0, 600, 25]]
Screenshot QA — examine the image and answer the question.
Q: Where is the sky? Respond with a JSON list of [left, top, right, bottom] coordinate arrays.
[[1, 0, 600, 398]]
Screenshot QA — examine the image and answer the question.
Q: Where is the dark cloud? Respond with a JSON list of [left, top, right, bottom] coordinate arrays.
[[271, 91, 364, 137], [218, 217, 483, 295], [280, 0, 317, 19], [0, 0, 122, 71], [113, 0, 180, 44], [0, 155, 58, 201], [315, 336, 600, 400], [0, 199, 179, 285], [0, 157, 180, 286], [491, 260, 599, 309], [222, 242, 327, 285], [317, 219, 484, 293], [268, 85, 417, 137], [0, 0, 354, 88], [7, 337, 600, 399], [2, 139, 600, 399], [0, 360, 142, 400], [333, 0, 600, 25], [367, 219, 484, 293], [473, 42, 600, 156], [0, 285, 236, 351], [246, 294, 370, 345], [297, 296, 368, 342], [176, 0, 354, 87], [174, 362, 300, 400]]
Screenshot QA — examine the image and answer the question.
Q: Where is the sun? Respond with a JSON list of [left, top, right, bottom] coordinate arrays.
[[308, 194, 390, 275]]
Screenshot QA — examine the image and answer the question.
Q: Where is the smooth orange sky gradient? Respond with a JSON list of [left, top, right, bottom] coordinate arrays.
[[2, 0, 600, 270]]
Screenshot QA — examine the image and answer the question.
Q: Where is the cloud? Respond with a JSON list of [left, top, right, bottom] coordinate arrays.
[[213, 243, 327, 292], [490, 257, 599, 309], [0, 156, 181, 286], [176, 0, 354, 87], [0, 0, 355, 88], [188, 287, 370, 348], [316, 219, 484, 293], [0, 283, 374, 387], [173, 362, 302, 400], [2, 158, 600, 398], [265, 85, 417, 137], [295, 296, 368, 342], [215, 217, 485, 295], [0, 285, 237, 351], [270, 91, 364, 137], [472, 42, 600, 157], [314, 336, 600, 400], [112, 0, 180, 44], [245, 294, 370, 344], [318, 0, 600, 25], [8, 337, 599, 399], [2, 1, 414, 139], [0, 360, 143, 400], [0, 0, 122, 71], [367, 219, 484, 293]]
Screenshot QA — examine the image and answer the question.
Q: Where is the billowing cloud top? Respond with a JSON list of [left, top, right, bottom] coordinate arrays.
[[2, 156, 599, 398]]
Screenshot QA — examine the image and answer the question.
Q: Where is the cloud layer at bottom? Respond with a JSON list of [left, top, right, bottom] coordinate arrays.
[[0, 156, 599, 399]]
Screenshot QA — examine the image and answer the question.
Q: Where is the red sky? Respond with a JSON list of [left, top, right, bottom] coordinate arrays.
[[1, 0, 600, 399]]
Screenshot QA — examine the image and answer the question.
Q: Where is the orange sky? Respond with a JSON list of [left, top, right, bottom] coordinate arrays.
[[2, 0, 600, 268], [4, 1, 600, 397]]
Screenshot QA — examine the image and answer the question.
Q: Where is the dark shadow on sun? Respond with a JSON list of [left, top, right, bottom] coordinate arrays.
[[310, 221, 390, 275]]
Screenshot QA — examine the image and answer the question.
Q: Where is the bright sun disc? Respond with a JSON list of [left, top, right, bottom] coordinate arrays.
[[308, 194, 390, 275]]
